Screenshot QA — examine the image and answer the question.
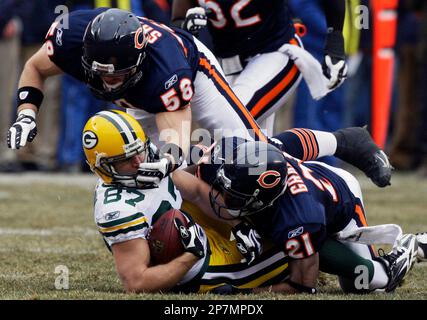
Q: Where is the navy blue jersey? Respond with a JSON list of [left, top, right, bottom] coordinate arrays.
[[250, 156, 358, 260], [45, 8, 200, 113], [198, 0, 295, 58]]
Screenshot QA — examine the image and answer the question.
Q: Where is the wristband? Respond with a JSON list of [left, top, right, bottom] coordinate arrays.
[[17, 86, 44, 109]]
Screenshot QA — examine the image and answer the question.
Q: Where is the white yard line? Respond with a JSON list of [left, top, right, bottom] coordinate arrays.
[[0, 227, 98, 237], [0, 247, 98, 255], [0, 173, 97, 187]]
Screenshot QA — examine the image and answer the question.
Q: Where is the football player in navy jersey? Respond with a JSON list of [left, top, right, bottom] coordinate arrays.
[[172, 0, 348, 134], [7, 7, 388, 188], [189, 141, 425, 294], [6, 7, 270, 182]]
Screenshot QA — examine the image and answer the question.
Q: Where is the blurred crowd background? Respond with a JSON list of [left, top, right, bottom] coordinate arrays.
[[0, 0, 426, 174]]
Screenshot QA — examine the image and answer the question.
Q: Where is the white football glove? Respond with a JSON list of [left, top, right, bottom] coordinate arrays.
[[182, 7, 208, 34], [322, 55, 348, 90], [7, 109, 37, 149], [136, 157, 170, 188], [231, 221, 263, 265]]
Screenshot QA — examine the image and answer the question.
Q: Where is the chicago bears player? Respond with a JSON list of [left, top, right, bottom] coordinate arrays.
[[203, 141, 423, 294], [7, 7, 268, 181], [83, 110, 291, 293], [172, 0, 348, 133]]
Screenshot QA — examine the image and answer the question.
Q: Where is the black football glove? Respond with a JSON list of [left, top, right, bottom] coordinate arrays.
[[322, 29, 348, 90], [232, 221, 263, 265]]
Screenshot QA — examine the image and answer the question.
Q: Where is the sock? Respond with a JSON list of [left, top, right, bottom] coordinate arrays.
[[311, 131, 337, 158]]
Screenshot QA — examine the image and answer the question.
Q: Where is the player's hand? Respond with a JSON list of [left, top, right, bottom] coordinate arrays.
[[174, 218, 205, 259], [232, 221, 263, 265], [322, 29, 348, 90], [182, 7, 208, 35], [322, 55, 348, 90], [136, 158, 170, 187], [7, 109, 37, 149]]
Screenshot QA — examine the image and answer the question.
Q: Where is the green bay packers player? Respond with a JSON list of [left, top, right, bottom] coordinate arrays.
[[83, 110, 289, 293]]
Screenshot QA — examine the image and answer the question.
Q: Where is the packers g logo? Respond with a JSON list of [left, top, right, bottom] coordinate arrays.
[[257, 170, 281, 189], [82, 130, 98, 149]]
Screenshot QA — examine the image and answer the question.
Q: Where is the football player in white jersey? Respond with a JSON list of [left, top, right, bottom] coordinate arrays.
[[84, 110, 291, 293]]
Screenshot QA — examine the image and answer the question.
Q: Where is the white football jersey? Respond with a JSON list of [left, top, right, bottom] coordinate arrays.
[[94, 176, 183, 246], [93, 176, 208, 285]]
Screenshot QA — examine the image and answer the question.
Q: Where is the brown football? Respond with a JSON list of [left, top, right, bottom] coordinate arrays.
[[148, 208, 188, 265]]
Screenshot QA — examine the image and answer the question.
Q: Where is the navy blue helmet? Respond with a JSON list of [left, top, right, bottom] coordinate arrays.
[[210, 141, 288, 219], [82, 8, 148, 100]]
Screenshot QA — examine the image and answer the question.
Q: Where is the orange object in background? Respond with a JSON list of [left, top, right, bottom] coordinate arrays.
[[371, 0, 398, 148], [294, 22, 307, 38]]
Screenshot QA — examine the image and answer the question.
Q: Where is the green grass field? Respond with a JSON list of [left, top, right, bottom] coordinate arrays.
[[0, 172, 426, 300]]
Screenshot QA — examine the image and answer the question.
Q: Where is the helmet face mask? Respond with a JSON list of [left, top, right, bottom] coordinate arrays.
[[209, 185, 264, 219], [81, 9, 148, 100]]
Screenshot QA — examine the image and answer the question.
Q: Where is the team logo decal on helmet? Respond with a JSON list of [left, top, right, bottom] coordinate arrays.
[[134, 27, 147, 49], [82, 110, 157, 188], [82, 130, 98, 149], [257, 170, 281, 189]]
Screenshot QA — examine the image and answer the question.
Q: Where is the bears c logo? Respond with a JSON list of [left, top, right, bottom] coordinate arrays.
[[134, 27, 146, 49], [257, 170, 281, 189], [82, 130, 98, 150]]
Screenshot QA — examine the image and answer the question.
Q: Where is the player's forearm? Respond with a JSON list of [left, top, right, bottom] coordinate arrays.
[[173, 170, 241, 227], [156, 106, 191, 159], [124, 252, 198, 293], [16, 44, 63, 114], [17, 61, 46, 114]]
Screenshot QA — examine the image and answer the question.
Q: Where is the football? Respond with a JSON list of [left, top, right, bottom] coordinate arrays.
[[148, 208, 188, 264]]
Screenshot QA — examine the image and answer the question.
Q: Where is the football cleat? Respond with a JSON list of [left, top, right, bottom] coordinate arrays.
[[333, 127, 393, 187], [375, 234, 418, 292], [416, 232, 427, 262]]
